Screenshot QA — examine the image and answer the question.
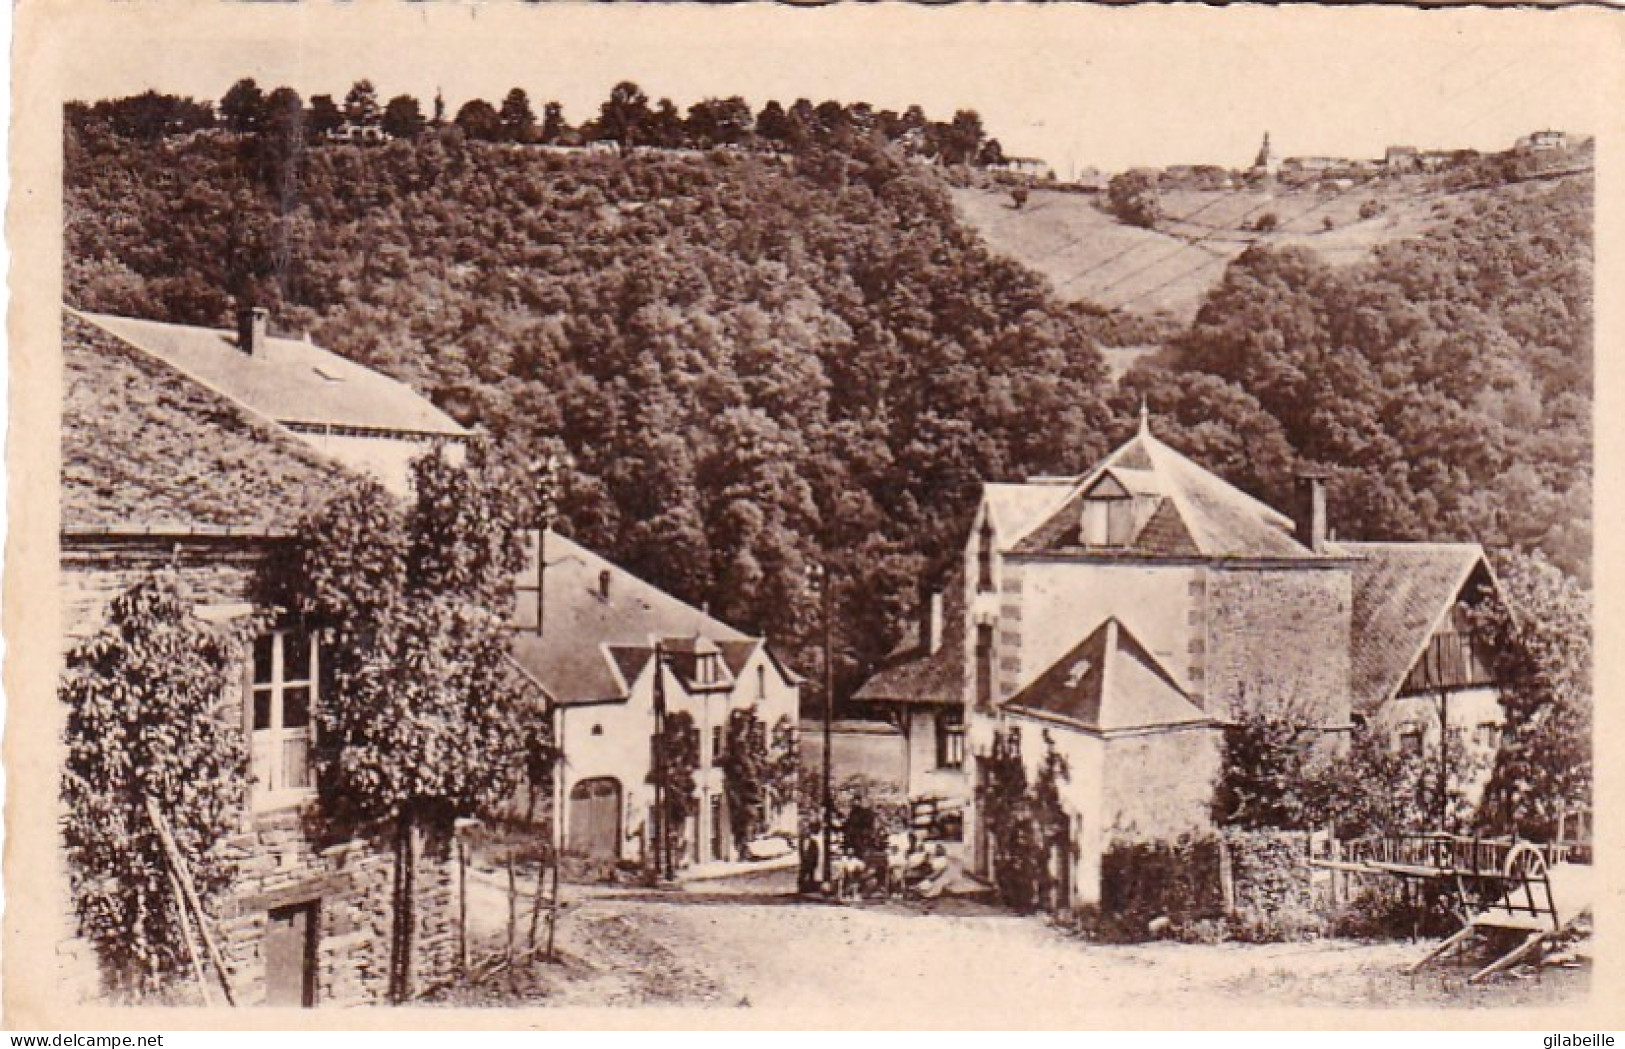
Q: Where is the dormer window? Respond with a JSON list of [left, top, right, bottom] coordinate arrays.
[[1081, 475, 1136, 547]]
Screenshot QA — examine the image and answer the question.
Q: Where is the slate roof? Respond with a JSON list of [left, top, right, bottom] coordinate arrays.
[[851, 565, 967, 706], [62, 310, 345, 533], [508, 530, 766, 706], [1337, 542, 1491, 714], [984, 482, 1076, 549], [1004, 618, 1211, 735], [1014, 425, 1321, 560], [73, 309, 468, 438]]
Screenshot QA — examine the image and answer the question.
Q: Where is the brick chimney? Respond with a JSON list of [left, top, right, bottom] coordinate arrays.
[[920, 583, 944, 655], [1294, 472, 1330, 553], [237, 306, 269, 355]]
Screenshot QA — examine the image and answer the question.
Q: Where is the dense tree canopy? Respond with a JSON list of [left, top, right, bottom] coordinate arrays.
[[65, 119, 1123, 704], [63, 88, 1592, 715]]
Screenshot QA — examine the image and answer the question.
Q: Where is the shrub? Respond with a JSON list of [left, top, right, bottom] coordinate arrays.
[[1098, 835, 1225, 940]]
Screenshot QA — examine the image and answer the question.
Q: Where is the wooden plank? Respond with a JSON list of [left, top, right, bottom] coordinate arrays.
[[1409, 924, 1478, 974], [1469, 931, 1546, 984], [143, 796, 236, 1006]]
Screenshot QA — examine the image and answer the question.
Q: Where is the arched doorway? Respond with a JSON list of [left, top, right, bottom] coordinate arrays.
[[568, 777, 623, 859]]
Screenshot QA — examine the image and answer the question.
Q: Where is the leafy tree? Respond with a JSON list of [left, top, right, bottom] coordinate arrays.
[[73, 90, 214, 140], [1106, 168, 1162, 229], [382, 94, 426, 140], [540, 101, 567, 144], [498, 88, 536, 143], [766, 714, 800, 816], [344, 79, 381, 128], [720, 707, 771, 854], [61, 576, 248, 998], [219, 78, 264, 133], [1469, 550, 1591, 839], [598, 80, 651, 155], [649, 708, 700, 872], [282, 442, 531, 1001], [686, 96, 753, 148], [977, 726, 1036, 910], [756, 100, 790, 146], [307, 94, 343, 139], [454, 98, 501, 142]]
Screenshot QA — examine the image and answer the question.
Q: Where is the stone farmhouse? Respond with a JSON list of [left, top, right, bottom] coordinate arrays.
[[855, 414, 1504, 911], [58, 309, 472, 1005], [508, 530, 801, 869]]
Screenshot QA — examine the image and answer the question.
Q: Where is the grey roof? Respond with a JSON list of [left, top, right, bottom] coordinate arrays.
[[852, 565, 967, 706], [1003, 617, 1211, 735], [1337, 542, 1493, 714], [62, 310, 345, 533], [1015, 425, 1321, 560], [73, 309, 468, 438], [508, 530, 759, 706], [984, 482, 1076, 550]]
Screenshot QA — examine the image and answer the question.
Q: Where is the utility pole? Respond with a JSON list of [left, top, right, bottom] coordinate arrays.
[[652, 640, 669, 880], [806, 561, 836, 887]]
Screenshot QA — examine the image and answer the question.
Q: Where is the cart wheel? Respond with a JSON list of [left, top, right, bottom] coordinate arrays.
[[1503, 842, 1548, 882]]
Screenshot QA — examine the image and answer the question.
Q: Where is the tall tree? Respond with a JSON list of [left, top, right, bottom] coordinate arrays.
[[307, 94, 343, 139], [382, 94, 426, 140], [454, 98, 501, 142], [284, 442, 532, 1001], [1469, 551, 1592, 840], [540, 100, 567, 144], [498, 87, 537, 143], [598, 80, 651, 155], [218, 78, 264, 133], [344, 79, 382, 128]]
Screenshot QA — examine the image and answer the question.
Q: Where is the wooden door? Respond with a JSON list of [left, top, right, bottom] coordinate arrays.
[[568, 778, 622, 859], [265, 901, 317, 1007]]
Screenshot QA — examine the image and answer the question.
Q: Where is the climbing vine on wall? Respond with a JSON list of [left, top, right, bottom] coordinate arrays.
[[60, 574, 248, 997], [977, 727, 1071, 913]]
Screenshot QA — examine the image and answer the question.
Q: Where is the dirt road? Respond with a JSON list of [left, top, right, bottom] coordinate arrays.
[[436, 867, 1587, 1018]]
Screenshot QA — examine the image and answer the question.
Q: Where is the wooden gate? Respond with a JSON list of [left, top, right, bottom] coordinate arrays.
[[568, 777, 623, 859]]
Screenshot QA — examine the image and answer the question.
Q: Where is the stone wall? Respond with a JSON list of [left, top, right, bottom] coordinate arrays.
[[1101, 725, 1223, 846], [59, 537, 461, 1006], [1204, 565, 1353, 725]]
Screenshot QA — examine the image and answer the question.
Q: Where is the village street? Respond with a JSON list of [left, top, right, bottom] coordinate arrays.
[[439, 867, 1587, 1015]]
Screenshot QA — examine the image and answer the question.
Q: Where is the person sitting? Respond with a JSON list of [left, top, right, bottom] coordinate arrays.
[[915, 845, 953, 900]]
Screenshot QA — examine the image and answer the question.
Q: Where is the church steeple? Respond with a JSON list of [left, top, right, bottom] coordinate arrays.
[[1252, 131, 1274, 172]]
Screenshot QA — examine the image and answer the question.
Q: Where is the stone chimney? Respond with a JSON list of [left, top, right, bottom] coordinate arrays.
[[1294, 472, 1330, 553], [598, 569, 612, 601], [236, 306, 269, 355], [920, 584, 944, 656]]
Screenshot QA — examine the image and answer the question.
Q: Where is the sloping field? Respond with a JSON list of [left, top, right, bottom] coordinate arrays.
[[952, 180, 1460, 320]]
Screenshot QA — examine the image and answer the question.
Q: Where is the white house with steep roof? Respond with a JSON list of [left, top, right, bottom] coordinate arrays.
[[508, 530, 801, 868]]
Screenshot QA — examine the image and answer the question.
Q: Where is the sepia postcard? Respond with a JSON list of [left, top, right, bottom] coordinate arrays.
[[5, 0, 1623, 1031]]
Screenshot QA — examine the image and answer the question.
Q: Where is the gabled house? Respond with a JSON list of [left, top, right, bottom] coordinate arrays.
[[508, 530, 800, 868], [58, 309, 462, 1005], [855, 414, 1506, 912], [70, 307, 468, 496]]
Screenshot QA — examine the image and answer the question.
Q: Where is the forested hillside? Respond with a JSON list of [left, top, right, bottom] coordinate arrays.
[[63, 116, 1592, 702]]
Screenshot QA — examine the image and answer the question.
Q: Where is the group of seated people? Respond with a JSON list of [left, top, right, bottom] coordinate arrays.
[[803, 823, 954, 902]]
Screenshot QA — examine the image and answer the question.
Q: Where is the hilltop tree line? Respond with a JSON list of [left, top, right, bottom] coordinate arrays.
[[67, 79, 1008, 166], [64, 97, 1592, 709]]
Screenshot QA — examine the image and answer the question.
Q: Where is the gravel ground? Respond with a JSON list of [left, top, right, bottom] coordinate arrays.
[[430, 866, 1589, 1018]]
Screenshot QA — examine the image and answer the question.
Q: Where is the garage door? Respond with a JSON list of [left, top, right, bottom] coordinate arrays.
[[568, 777, 622, 859]]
